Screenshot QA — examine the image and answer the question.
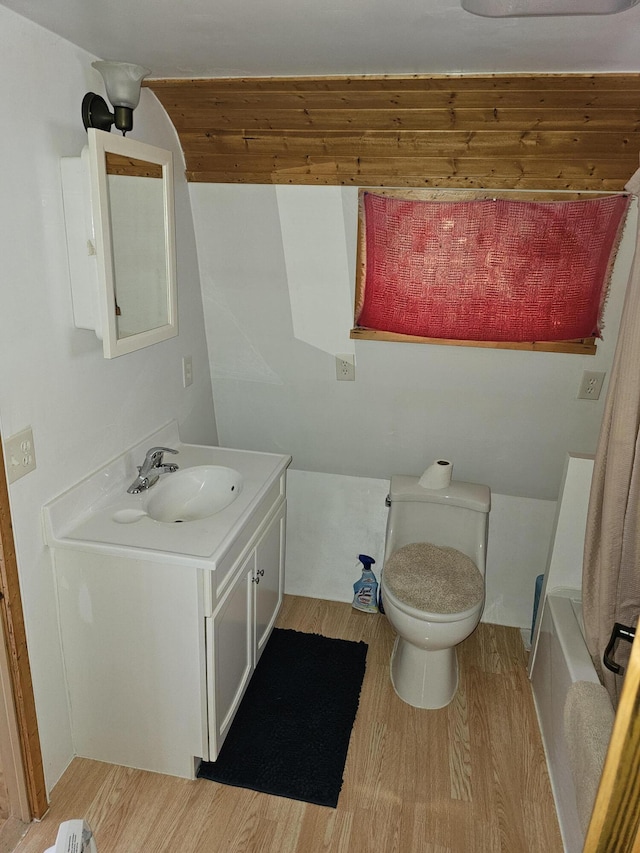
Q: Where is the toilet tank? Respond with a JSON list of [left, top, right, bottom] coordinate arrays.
[[384, 476, 491, 574]]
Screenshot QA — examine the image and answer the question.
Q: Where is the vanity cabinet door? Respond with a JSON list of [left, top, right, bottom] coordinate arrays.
[[254, 502, 286, 663], [209, 550, 255, 758], [206, 498, 287, 760]]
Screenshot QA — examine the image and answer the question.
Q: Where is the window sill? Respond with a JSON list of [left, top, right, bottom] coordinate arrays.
[[350, 327, 597, 354]]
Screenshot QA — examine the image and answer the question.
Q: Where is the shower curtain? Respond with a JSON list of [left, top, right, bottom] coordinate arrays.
[[583, 170, 640, 708]]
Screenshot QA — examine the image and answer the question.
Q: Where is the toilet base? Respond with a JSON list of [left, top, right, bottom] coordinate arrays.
[[389, 635, 459, 709]]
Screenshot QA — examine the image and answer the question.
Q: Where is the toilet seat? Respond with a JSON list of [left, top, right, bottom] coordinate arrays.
[[384, 542, 484, 615]]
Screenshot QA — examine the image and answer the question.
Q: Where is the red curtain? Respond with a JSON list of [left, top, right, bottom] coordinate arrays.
[[357, 193, 630, 342]]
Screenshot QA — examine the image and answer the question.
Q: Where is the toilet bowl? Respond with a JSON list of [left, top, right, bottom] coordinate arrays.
[[381, 475, 491, 709]]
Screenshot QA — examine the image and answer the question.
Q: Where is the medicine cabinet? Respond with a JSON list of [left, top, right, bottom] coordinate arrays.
[[61, 128, 178, 358]]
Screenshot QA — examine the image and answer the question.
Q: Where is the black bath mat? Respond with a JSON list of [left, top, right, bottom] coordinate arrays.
[[198, 628, 368, 808]]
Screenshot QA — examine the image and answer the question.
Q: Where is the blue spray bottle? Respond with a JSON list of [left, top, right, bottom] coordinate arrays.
[[352, 554, 379, 613]]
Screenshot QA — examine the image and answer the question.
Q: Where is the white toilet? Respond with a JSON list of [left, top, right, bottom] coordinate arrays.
[[381, 475, 491, 709]]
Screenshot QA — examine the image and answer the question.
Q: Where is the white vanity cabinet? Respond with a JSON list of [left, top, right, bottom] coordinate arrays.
[[45, 428, 291, 780], [208, 501, 286, 758]]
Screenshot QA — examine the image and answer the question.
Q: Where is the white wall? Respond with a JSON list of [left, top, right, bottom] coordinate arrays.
[[284, 471, 389, 601], [191, 183, 635, 502], [0, 7, 217, 792]]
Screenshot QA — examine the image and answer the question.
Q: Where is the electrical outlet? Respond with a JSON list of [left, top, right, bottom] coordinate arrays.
[[4, 427, 36, 484], [182, 355, 193, 388], [335, 353, 355, 381], [578, 370, 606, 401]]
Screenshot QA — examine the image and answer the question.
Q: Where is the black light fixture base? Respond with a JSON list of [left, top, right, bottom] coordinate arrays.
[[113, 105, 133, 135], [82, 92, 114, 133]]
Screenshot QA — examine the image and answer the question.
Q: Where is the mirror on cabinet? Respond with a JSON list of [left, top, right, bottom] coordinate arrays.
[[61, 128, 178, 358]]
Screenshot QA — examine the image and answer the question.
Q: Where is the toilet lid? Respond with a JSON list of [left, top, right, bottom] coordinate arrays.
[[384, 542, 483, 614]]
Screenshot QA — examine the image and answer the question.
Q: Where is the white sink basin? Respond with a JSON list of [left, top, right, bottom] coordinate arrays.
[[145, 465, 242, 523], [43, 423, 291, 566]]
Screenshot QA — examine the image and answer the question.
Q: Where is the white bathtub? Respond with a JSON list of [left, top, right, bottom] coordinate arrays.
[[530, 588, 604, 853]]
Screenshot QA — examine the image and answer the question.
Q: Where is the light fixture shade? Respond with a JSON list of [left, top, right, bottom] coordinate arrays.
[[91, 61, 150, 109], [462, 0, 640, 14]]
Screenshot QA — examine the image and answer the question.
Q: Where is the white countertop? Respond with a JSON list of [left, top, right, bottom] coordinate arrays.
[[43, 422, 291, 568]]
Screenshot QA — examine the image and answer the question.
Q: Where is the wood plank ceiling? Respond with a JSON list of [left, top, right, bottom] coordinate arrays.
[[147, 74, 640, 191]]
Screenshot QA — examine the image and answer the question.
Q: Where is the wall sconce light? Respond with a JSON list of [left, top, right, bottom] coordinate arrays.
[[462, 0, 640, 14], [82, 61, 150, 135]]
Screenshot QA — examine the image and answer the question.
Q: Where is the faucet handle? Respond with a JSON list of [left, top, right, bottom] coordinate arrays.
[[145, 446, 178, 461], [139, 446, 179, 473]]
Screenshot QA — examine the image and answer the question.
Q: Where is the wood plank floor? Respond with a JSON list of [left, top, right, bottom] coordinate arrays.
[[12, 596, 562, 853]]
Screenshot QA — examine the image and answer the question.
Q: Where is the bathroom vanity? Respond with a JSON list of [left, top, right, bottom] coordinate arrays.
[[43, 423, 291, 778]]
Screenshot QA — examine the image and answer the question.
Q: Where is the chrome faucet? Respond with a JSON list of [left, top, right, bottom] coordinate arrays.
[[127, 446, 179, 494]]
